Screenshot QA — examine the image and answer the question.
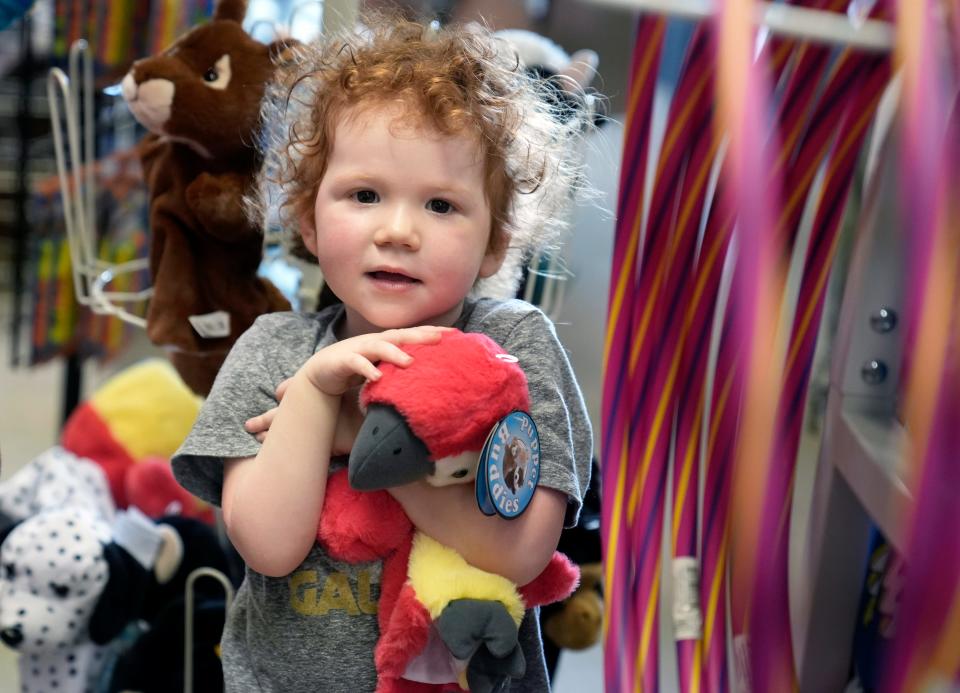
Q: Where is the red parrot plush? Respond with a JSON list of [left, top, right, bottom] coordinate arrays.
[[315, 330, 579, 693]]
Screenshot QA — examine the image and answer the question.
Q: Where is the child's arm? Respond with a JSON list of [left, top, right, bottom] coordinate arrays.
[[222, 326, 448, 577], [222, 374, 338, 577], [388, 481, 566, 586]]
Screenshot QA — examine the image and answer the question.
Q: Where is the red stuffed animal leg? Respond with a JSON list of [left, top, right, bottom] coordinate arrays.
[[378, 534, 413, 637]]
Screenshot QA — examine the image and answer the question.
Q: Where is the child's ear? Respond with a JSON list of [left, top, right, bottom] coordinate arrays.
[[298, 215, 319, 256], [478, 239, 508, 279]]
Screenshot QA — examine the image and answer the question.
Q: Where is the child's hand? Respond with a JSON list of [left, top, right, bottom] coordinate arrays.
[[244, 378, 292, 443], [300, 326, 450, 396]]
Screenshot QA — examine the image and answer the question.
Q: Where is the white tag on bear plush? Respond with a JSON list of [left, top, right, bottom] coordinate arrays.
[[188, 311, 231, 338]]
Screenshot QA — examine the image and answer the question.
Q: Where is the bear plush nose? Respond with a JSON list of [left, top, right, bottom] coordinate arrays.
[[0, 624, 23, 647]]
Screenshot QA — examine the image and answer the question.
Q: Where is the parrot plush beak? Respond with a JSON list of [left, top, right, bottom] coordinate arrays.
[[348, 403, 433, 490]]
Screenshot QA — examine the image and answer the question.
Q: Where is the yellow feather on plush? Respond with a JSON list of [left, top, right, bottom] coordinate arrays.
[[88, 359, 202, 460], [407, 533, 525, 625]]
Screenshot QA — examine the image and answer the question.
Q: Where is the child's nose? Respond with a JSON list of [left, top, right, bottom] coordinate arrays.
[[374, 204, 420, 250]]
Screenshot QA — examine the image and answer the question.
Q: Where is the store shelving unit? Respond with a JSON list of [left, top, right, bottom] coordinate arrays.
[[2, 15, 54, 362], [799, 124, 910, 690], [581, 2, 912, 690]]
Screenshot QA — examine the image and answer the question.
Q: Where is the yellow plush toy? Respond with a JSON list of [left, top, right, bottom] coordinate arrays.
[[60, 359, 211, 523]]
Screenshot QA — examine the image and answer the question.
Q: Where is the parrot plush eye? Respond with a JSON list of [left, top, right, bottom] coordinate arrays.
[[203, 68, 218, 82], [452, 469, 468, 479]]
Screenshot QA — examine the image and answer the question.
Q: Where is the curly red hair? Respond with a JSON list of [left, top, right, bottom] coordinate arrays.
[[280, 17, 550, 256], [252, 13, 590, 296]]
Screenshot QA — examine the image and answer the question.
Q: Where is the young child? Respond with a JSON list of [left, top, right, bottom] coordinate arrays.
[[172, 15, 593, 692]]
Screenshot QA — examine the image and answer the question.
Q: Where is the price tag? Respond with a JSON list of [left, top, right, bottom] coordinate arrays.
[[672, 557, 703, 640], [188, 310, 231, 339]]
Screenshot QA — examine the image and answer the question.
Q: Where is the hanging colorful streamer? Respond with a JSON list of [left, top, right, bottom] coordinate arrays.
[[657, 27, 721, 693], [712, 1, 791, 690], [50, 1, 215, 77], [696, 3, 895, 689], [28, 149, 149, 365], [623, 7, 821, 689], [603, 3, 906, 691], [621, 24, 717, 693], [668, 2, 850, 690], [733, 5, 890, 691], [750, 46, 891, 693], [883, 0, 960, 687], [601, 15, 666, 693]]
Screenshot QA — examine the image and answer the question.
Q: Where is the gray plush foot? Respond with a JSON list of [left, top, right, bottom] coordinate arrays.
[[435, 599, 526, 693]]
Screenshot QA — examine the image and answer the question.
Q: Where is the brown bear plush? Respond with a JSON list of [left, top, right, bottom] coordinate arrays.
[[121, 0, 292, 395], [542, 562, 603, 649]]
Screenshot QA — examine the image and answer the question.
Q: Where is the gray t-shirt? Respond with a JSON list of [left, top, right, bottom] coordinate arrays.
[[172, 297, 593, 692]]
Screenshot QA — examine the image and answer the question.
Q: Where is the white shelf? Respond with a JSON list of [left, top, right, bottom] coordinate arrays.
[[833, 406, 911, 552], [580, 0, 894, 52]]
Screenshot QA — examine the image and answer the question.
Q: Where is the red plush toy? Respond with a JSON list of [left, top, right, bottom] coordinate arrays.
[[60, 359, 213, 524], [316, 330, 579, 693]]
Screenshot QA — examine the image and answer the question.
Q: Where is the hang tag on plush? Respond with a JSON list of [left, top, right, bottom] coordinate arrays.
[[188, 310, 231, 339], [475, 411, 540, 519]]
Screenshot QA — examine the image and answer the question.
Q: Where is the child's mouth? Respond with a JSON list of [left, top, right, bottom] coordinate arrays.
[[367, 271, 420, 285]]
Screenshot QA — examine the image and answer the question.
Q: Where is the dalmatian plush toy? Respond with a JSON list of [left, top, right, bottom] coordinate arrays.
[[0, 447, 114, 524], [0, 506, 178, 693], [0, 507, 113, 691]]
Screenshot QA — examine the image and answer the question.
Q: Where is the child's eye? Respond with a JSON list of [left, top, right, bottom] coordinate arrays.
[[427, 199, 454, 214], [353, 190, 379, 204]]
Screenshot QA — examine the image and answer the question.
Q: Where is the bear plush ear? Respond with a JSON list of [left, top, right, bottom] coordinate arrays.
[[153, 524, 185, 585], [268, 37, 300, 64], [556, 49, 599, 94], [213, 0, 247, 23], [89, 543, 150, 644]]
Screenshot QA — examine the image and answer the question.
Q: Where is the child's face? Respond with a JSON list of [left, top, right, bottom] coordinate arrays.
[[301, 103, 503, 338]]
